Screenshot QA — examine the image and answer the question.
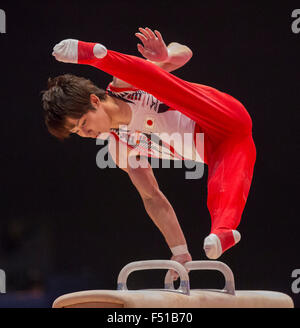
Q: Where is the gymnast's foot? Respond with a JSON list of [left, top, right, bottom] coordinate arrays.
[[52, 39, 107, 63], [203, 229, 241, 259]]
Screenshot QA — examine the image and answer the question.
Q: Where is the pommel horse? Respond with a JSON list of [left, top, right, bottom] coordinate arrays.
[[52, 260, 294, 308]]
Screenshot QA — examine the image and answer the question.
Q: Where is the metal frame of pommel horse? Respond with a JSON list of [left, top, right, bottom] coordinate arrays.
[[52, 260, 294, 308], [117, 260, 235, 296]]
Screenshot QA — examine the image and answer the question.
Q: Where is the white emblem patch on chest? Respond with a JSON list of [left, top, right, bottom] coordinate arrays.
[[144, 116, 155, 130]]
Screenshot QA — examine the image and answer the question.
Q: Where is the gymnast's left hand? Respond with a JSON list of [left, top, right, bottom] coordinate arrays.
[[170, 252, 192, 281], [135, 27, 169, 62]]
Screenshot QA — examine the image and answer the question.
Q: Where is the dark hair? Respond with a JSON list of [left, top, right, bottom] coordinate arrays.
[[41, 74, 107, 140]]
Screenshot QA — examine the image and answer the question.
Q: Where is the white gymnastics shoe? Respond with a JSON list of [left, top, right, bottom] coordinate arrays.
[[52, 39, 107, 63], [203, 230, 241, 259]]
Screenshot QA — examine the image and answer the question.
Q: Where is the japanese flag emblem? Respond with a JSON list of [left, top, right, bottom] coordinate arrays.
[[144, 116, 155, 130]]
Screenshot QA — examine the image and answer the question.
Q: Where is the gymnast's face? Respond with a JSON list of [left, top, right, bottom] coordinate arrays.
[[67, 94, 115, 138]]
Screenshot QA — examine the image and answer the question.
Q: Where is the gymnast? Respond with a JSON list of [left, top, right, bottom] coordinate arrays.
[[42, 27, 256, 281]]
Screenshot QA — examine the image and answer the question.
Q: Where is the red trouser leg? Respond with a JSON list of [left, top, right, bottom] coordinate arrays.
[[77, 42, 256, 251], [206, 134, 256, 251], [78, 42, 253, 141]]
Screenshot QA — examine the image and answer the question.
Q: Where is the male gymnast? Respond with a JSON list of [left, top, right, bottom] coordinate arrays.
[[42, 27, 256, 280]]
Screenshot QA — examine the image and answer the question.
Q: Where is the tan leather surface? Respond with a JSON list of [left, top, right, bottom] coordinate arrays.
[[52, 289, 294, 308]]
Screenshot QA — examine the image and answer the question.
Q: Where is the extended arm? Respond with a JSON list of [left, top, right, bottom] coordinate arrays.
[[109, 137, 187, 248], [129, 158, 187, 248], [109, 137, 192, 280]]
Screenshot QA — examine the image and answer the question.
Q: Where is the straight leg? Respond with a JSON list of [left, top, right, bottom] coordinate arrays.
[[77, 41, 253, 141]]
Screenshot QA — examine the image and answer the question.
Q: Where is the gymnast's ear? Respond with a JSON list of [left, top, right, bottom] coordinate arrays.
[[90, 94, 100, 107]]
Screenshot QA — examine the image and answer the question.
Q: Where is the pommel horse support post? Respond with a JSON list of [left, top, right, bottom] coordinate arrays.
[[52, 260, 294, 308]]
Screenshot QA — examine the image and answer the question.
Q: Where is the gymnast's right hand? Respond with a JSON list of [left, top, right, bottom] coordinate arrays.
[[170, 252, 192, 281], [52, 39, 107, 63]]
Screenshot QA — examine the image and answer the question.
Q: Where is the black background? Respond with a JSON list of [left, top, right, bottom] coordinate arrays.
[[0, 0, 299, 308]]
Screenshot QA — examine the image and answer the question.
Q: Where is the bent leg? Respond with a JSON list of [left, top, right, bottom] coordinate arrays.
[[205, 134, 256, 256]]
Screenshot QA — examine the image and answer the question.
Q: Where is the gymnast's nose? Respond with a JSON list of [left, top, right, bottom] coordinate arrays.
[[79, 126, 95, 138], [87, 129, 97, 138]]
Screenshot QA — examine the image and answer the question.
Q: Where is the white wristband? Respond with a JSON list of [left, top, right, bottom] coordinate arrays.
[[170, 244, 188, 256]]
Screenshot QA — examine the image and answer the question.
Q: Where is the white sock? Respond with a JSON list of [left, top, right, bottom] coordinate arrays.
[[52, 39, 107, 64], [203, 230, 241, 259], [52, 39, 79, 63], [203, 233, 222, 259]]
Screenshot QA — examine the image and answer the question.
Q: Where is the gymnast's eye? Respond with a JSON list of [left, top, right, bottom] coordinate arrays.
[[81, 119, 87, 128]]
